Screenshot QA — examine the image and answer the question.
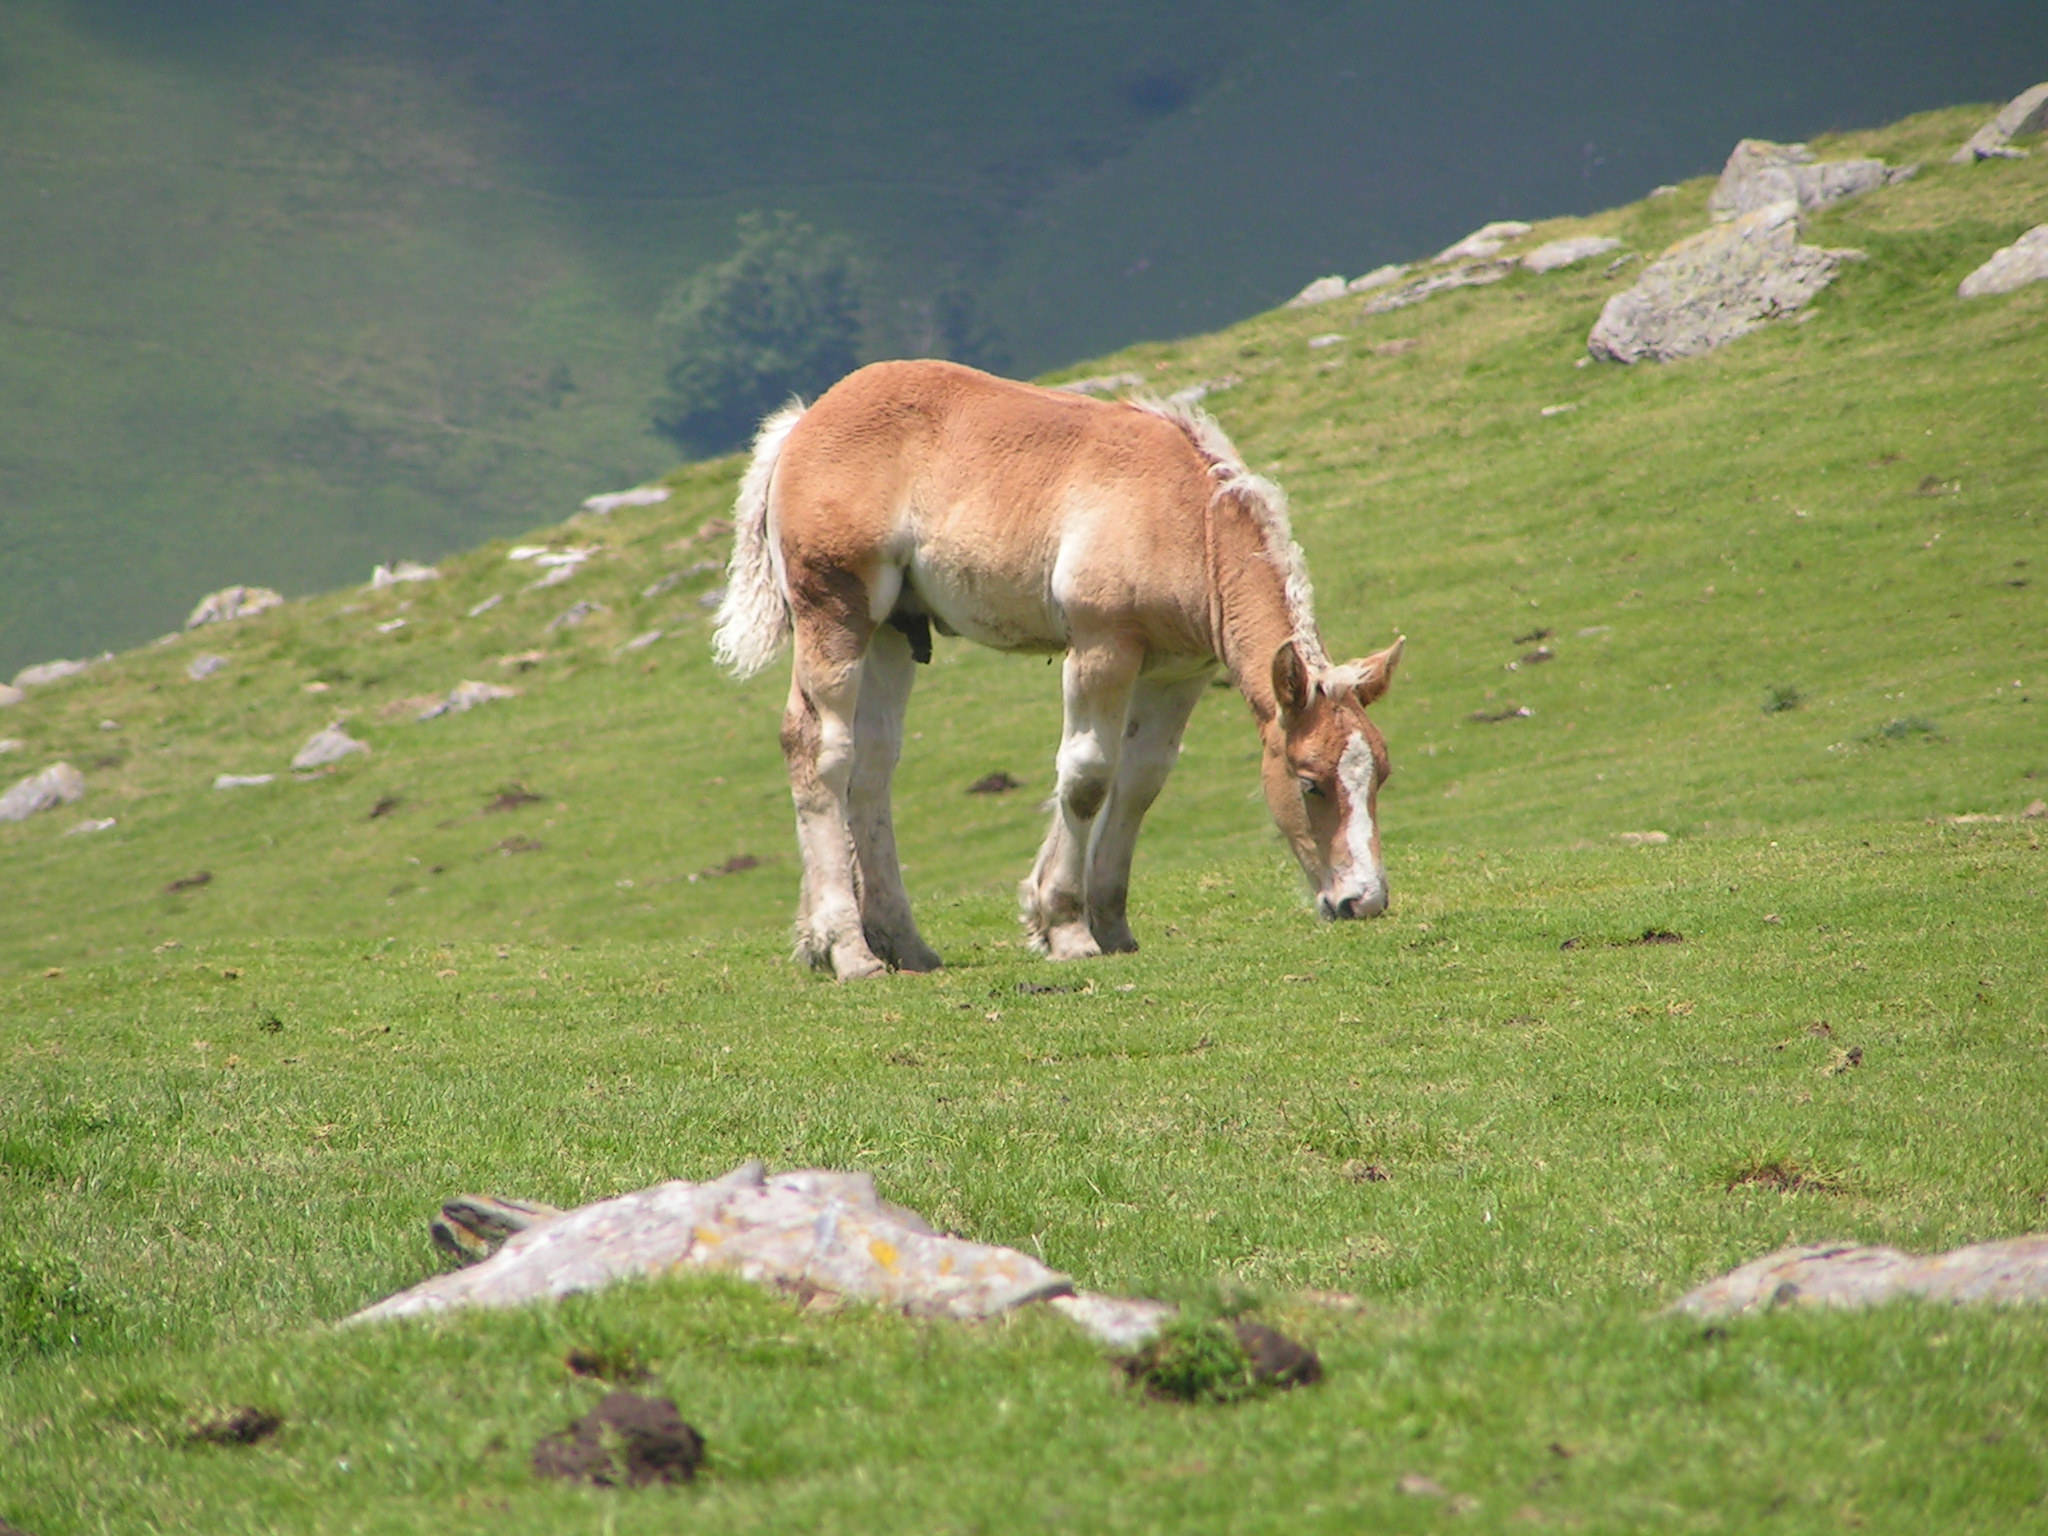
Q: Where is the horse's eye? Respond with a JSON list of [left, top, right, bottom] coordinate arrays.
[[1298, 776, 1325, 799]]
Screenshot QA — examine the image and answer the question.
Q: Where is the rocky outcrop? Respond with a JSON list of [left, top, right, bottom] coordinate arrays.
[[1708, 139, 1909, 221], [12, 657, 98, 689], [1346, 263, 1408, 294], [0, 684, 22, 708], [186, 654, 228, 681], [1522, 235, 1622, 273], [1359, 260, 1512, 315], [1285, 276, 1348, 308], [290, 725, 369, 770], [369, 561, 438, 589], [1434, 220, 1531, 263], [214, 773, 275, 790], [1958, 224, 2048, 298], [0, 762, 85, 823], [1588, 201, 1862, 363], [417, 680, 516, 721], [1672, 1235, 2048, 1318], [186, 586, 283, 629], [581, 487, 671, 515], [1951, 82, 2048, 163]]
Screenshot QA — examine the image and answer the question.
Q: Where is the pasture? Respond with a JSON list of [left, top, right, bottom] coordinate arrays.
[[3, 105, 2045, 1532]]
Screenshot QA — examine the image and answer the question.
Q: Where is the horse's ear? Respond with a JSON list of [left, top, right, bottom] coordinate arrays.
[[1352, 635, 1405, 706], [1271, 639, 1312, 721]]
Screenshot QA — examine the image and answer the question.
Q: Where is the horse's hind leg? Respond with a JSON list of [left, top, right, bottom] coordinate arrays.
[[782, 604, 888, 981], [1085, 670, 1209, 954], [847, 624, 941, 971], [1021, 640, 1140, 960]]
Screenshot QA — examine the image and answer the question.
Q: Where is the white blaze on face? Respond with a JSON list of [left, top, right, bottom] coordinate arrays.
[[1337, 731, 1381, 889]]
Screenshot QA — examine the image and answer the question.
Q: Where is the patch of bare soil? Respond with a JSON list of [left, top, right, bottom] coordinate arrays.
[[532, 1391, 703, 1487], [187, 1406, 282, 1445], [967, 771, 1022, 794], [1726, 1159, 1839, 1194], [484, 783, 544, 813]]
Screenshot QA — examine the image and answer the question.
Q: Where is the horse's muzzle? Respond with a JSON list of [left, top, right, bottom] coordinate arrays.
[[1319, 885, 1388, 921]]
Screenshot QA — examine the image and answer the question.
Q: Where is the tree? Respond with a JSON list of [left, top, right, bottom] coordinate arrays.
[[652, 212, 863, 457]]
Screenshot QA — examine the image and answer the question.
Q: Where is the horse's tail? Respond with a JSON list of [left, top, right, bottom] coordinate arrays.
[[712, 402, 806, 678]]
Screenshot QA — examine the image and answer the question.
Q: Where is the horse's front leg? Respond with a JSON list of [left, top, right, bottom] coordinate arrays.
[[1021, 641, 1139, 960], [1084, 670, 1209, 953], [846, 624, 941, 971]]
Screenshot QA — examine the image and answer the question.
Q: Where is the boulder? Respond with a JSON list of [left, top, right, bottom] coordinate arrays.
[[0, 762, 85, 823], [1284, 275, 1348, 308], [1346, 263, 1409, 293], [213, 773, 276, 790], [417, 680, 516, 721], [1588, 200, 1861, 364], [546, 600, 604, 632], [1951, 82, 2048, 163], [1522, 235, 1622, 274], [1359, 261, 1512, 316], [369, 561, 438, 589], [185, 586, 283, 629], [1707, 139, 1908, 221], [290, 725, 369, 770], [12, 657, 96, 689], [580, 486, 670, 515], [1671, 1235, 2048, 1318], [0, 684, 21, 708], [0, 738, 22, 753], [1434, 220, 1531, 263], [1957, 224, 2048, 298]]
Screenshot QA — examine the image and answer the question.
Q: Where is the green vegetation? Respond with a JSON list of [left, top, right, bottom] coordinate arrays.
[[2, 105, 2046, 1533]]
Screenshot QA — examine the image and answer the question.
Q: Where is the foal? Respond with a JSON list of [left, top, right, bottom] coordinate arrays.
[[715, 359, 1402, 979]]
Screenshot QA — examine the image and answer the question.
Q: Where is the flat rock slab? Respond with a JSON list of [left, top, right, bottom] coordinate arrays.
[[0, 762, 84, 823], [353, 1161, 1076, 1327], [1671, 1235, 2048, 1318], [186, 586, 282, 629], [1958, 224, 2048, 298], [1708, 139, 1905, 222], [1589, 200, 1860, 363], [1952, 82, 2048, 162], [1522, 235, 1621, 274], [291, 725, 369, 770]]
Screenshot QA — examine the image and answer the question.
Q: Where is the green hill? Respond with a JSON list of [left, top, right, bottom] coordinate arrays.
[[2, 103, 2046, 1533]]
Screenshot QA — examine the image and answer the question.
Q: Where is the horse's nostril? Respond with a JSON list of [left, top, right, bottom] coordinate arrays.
[[1335, 894, 1364, 920]]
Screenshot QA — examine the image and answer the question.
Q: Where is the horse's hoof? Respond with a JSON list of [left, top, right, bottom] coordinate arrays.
[[893, 946, 944, 973], [1044, 924, 1101, 962], [831, 944, 889, 981]]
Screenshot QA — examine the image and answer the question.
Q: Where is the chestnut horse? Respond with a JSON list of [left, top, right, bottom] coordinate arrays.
[[714, 359, 1402, 979]]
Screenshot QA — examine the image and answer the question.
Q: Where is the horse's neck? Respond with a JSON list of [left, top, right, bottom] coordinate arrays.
[[1209, 497, 1309, 726]]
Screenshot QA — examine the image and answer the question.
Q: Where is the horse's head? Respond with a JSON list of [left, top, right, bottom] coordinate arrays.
[[1261, 635, 1403, 920]]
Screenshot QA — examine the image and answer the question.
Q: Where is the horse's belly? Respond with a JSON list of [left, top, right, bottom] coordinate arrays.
[[905, 551, 1066, 654]]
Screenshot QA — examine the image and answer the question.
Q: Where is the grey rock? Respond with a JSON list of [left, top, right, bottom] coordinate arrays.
[[12, 657, 96, 689], [186, 585, 283, 629], [619, 629, 665, 654], [0, 684, 21, 708], [64, 817, 117, 835], [0, 762, 85, 822], [417, 680, 516, 721], [1345, 263, 1409, 294], [1522, 235, 1622, 274], [1671, 1234, 2048, 1318], [1951, 82, 2048, 163], [1054, 370, 1144, 395], [213, 773, 276, 790], [368, 560, 438, 589], [1707, 139, 1907, 221], [466, 594, 504, 618], [1284, 275, 1348, 308], [0, 738, 22, 752], [290, 725, 369, 770], [1165, 374, 1240, 408], [186, 654, 229, 681], [1359, 261, 1513, 316], [546, 600, 604, 632], [1588, 200, 1861, 364], [581, 486, 670, 515], [1957, 224, 2048, 298], [1434, 220, 1531, 263]]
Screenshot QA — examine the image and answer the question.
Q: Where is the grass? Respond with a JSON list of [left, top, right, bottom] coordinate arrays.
[[3, 103, 2047, 1532]]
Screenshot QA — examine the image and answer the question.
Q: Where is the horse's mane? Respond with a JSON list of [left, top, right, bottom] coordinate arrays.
[[1129, 395, 1328, 668]]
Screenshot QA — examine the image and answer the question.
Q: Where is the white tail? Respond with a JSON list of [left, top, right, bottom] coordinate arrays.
[[712, 403, 806, 677]]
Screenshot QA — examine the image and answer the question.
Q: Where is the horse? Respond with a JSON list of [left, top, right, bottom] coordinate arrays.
[[713, 359, 1402, 980]]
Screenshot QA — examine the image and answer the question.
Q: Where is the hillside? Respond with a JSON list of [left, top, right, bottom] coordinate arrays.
[[3, 103, 2047, 1534]]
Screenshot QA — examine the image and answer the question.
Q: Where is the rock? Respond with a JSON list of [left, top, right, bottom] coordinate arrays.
[[1522, 235, 1622, 274], [1346, 263, 1408, 293], [0, 762, 85, 822], [352, 1161, 1075, 1326], [2025, 799, 2047, 820], [185, 586, 283, 629], [546, 600, 604, 632], [466, 594, 504, 618], [1951, 82, 2048, 163], [431, 1194, 562, 1266], [64, 817, 117, 835], [12, 657, 96, 689], [368, 560, 438, 589], [1046, 1293, 1177, 1350], [1615, 830, 1670, 845], [290, 725, 369, 770], [186, 654, 228, 681], [1588, 200, 1861, 364], [1360, 261, 1513, 316], [1285, 275, 1348, 307], [580, 486, 671, 516], [1055, 371, 1144, 395], [0, 685, 21, 707], [213, 773, 276, 790], [1307, 333, 1344, 349], [532, 1391, 703, 1487], [1707, 139, 1908, 221], [508, 544, 598, 567], [1958, 225, 2048, 298], [1434, 220, 1531, 263], [619, 629, 665, 654], [526, 563, 578, 591], [416, 680, 516, 721], [1165, 374, 1240, 408], [0, 738, 21, 753], [1670, 1234, 2048, 1318]]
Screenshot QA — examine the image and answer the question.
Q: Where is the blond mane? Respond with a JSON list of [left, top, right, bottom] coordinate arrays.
[[1129, 395, 1327, 666]]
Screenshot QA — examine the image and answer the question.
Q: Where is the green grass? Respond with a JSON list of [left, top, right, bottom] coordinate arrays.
[[3, 104, 2047, 1532]]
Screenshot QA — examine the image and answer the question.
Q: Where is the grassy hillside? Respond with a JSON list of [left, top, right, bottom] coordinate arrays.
[[3, 104, 2046, 1533]]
